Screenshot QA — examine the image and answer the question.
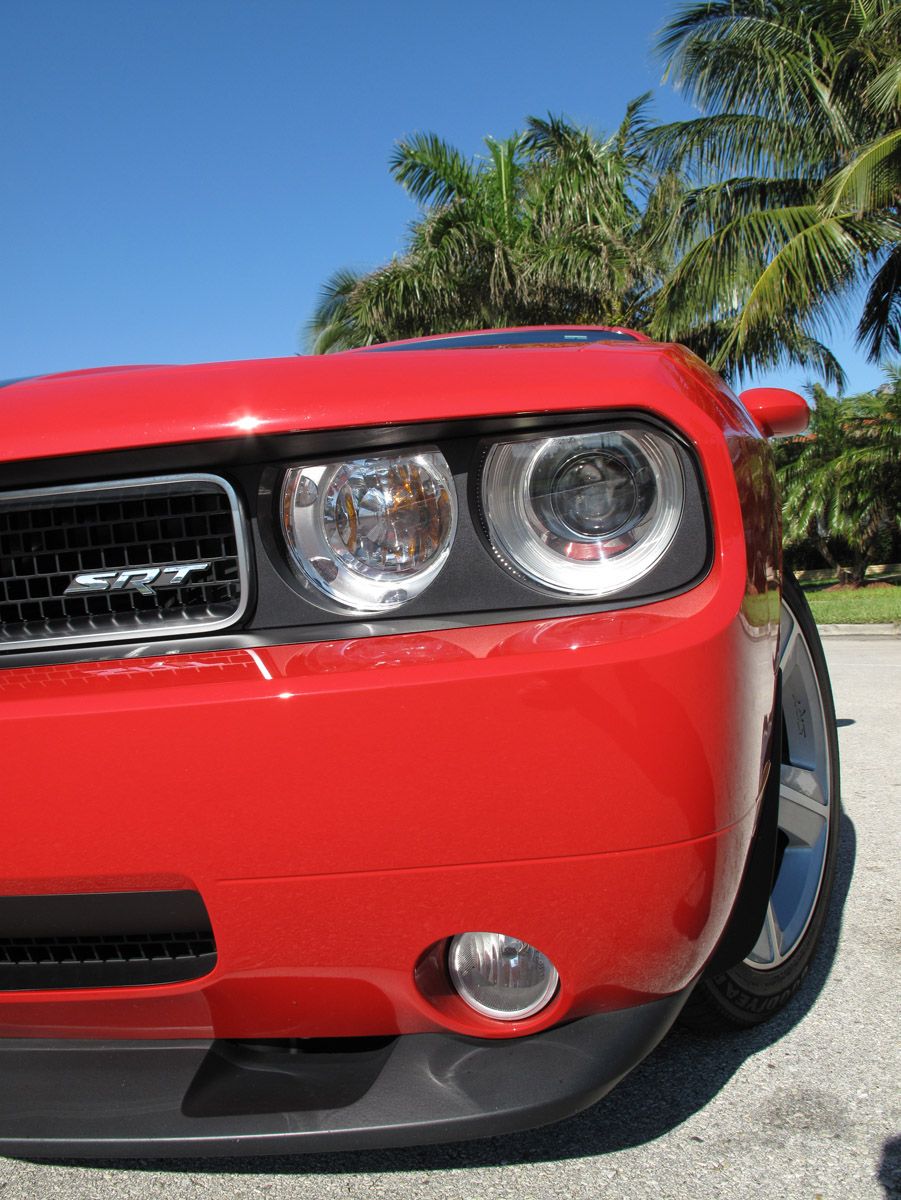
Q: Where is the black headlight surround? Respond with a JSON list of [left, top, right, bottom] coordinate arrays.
[[252, 411, 710, 631]]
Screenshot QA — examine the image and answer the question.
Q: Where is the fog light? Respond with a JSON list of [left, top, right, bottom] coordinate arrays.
[[448, 932, 558, 1020]]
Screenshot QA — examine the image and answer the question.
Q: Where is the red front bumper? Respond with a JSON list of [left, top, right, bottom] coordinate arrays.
[[0, 564, 776, 1041]]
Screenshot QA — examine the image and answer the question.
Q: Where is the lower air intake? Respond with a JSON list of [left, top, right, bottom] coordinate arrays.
[[0, 890, 217, 990]]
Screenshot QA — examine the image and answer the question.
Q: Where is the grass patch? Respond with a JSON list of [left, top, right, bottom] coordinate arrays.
[[800, 578, 901, 624]]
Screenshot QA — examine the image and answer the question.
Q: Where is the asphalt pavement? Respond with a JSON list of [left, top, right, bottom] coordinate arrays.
[[1, 637, 898, 1200]]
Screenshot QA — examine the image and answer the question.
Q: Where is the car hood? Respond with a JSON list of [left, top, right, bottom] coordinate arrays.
[[0, 343, 727, 465]]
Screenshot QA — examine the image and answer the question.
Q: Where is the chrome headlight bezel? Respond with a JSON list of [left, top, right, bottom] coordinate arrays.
[[280, 446, 458, 614], [476, 424, 687, 599]]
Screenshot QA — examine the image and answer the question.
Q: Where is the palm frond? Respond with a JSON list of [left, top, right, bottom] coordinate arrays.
[[734, 212, 894, 342], [484, 135, 527, 242], [613, 93, 655, 160], [822, 128, 901, 213], [389, 133, 477, 207], [671, 176, 816, 246], [645, 113, 827, 178], [858, 243, 901, 357], [867, 58, 901, 113], [306, 267, 365, 353]]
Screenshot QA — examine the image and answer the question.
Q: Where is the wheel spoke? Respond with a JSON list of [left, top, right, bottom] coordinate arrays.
[[779, 765, 828, 848], [765, 902, 784, 965], [747, 901, 784, 967], [779, 607, 800, 670]]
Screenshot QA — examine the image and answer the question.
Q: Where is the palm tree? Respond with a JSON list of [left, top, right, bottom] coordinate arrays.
[[308, 104, 676, 352], [776, 367, 901, 583], [649, 0, 901, 385]]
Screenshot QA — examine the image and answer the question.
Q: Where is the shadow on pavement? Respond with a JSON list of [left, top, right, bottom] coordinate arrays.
[[879, 1135, 901, 1199], [45, 809, 857, 1177]]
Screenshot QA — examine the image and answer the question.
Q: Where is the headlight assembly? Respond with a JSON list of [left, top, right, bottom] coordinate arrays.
[[281, 448, 457, 612], [479, 429, 684, 597], [276, 420, 702, 623]]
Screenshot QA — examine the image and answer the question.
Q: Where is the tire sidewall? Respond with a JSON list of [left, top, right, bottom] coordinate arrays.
[[703, 572, 841, 1026]]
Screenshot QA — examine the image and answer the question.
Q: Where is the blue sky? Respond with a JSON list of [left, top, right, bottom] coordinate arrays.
[[1, 0, 887, 396]]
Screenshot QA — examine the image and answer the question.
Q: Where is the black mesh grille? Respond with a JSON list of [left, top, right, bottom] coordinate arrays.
[[0, 891, 217, 989], [0, 931, 216, 967], [0, 476, 246, 649]]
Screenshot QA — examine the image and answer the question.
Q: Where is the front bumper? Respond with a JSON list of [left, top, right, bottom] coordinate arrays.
[[0, 571, 773, 1041], [0, 988, 689, 1158]]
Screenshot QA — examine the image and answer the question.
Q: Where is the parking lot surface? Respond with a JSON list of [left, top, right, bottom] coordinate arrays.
[[1, 638, 898, 1199]]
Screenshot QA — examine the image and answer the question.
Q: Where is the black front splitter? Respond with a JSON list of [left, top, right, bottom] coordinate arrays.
[[0, 989, 690, 1159]]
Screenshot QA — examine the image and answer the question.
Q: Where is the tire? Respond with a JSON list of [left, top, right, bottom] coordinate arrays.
[[681, 571, 841, 1032]]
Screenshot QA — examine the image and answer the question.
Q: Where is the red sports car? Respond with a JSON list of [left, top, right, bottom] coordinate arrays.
[[0, 327, 839, 1157]]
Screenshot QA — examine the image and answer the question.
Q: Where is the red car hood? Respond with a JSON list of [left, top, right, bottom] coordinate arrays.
[[0, 342, 727, 465]]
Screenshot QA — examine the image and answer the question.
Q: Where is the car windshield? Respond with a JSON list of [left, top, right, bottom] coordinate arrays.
[[362, 328, 638, 352]]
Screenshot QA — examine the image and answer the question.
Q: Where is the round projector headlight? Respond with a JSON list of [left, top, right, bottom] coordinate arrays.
[[448, 932, 559, 1020], [282, 448, 457, 611], [480, 429, 683, 597]]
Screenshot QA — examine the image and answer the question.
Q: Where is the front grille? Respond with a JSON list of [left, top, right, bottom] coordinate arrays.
[[0, 474, 249, 650], [0, 891, 217, 990]]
